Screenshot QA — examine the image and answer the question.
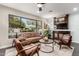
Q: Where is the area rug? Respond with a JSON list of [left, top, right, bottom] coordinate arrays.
[[5, 44, 74, 56]]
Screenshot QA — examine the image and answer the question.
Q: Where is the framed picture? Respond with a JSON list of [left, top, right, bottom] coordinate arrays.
[[44, 23, 48, 29], [9, 14, 21, 28], [36, 20, 42, 29]]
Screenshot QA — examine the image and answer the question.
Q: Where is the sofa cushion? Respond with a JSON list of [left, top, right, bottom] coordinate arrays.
[[21, 32, 31, 38], [21, 37, 41, 46], [26, 37, 41, 43], [21, 32, 41, 38], [31, 32, 41, 37]]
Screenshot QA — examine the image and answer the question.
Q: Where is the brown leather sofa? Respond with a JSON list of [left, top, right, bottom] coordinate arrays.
[[14, 32, 43, 56], [18, 32, 43, 45]]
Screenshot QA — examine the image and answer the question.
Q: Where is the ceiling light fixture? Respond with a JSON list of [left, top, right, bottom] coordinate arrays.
[[37, 3, 43, 7], [73, 8, 78, 11], [36, 3, 45, 13]]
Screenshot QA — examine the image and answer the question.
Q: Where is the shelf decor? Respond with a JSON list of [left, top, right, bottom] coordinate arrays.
[[54, 14, 69, 29]]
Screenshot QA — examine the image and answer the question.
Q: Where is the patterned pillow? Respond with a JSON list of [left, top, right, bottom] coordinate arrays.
[[62, 34, 70, 43]]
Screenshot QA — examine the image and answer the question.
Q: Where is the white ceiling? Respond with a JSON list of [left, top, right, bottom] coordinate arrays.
[[1, 3, 79, 18]]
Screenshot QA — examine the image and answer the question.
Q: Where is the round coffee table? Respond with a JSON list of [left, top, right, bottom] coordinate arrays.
[[39, 39, 54, 53]]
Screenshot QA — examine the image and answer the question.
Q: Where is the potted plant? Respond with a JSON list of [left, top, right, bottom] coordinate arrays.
[[43, 29, 49, 41]]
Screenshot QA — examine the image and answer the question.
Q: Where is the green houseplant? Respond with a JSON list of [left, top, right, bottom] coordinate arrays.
[[43, 29, 49, 41]]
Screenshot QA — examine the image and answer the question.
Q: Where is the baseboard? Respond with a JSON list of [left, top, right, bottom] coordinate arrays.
[[0, 45, 12, 49], [72, 41, 79, 44]]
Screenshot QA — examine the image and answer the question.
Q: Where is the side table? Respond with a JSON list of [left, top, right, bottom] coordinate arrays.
[[39, 39, 54, 53]]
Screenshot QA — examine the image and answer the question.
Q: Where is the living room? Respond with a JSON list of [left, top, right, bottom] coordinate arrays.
[[0, 3, 79, 56]]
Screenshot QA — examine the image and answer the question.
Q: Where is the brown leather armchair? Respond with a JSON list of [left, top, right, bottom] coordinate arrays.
[[59, 34, 72, 49], [15, 39, 40, 56], [53, 31, 72, 49]]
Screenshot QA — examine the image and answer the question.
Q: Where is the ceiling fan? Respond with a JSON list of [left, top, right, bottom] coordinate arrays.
[[37, 3, 46, 12]]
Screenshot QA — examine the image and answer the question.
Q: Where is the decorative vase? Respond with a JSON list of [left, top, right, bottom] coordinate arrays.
[[44, 37, 48, 41]]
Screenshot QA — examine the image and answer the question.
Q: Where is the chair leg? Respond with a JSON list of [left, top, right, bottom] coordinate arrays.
[[36, 48, 39, 56], [16, 53, 19, 56], [37, 51, 39, 56], [59, 44, 62, 49], [68, 46, 72, 49], [12, 39, 15, 47]]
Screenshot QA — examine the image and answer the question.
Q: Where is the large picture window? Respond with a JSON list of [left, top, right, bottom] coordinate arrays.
[[8, 14, 42, 38]]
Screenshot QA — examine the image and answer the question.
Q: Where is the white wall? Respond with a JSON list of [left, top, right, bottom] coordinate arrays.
[[45, 18, 54, 30], [69, 12, 79, 43], [0, 5, 41, 49]]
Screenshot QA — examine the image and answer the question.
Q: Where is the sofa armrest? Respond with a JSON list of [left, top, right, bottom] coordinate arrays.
[[15, 36, 26, 42]]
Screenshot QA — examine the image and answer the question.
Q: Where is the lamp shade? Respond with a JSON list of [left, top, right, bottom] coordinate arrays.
[[14, 28, 20, 33]]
